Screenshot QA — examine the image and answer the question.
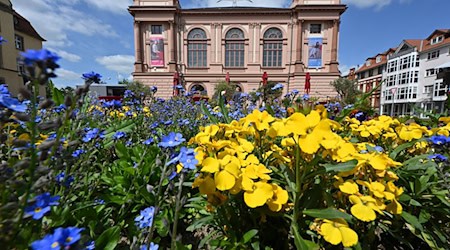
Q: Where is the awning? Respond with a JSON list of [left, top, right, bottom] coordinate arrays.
[[436, 61, 450, 69]]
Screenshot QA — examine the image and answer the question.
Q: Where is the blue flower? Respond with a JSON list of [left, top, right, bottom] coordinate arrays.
[[428, 154, 448, 162], [344, 104, 354, 109], [86, 241, 95, 250], [0, 95, 27, 112], [82, 128, 103, 142], [302, 94, 310, 101], [178, 147, 198, 170], [82, 71, 102, 83], [72, 149, 85, 158], [0, 84, 10, 96], [94, 199, 105, 205], [158, 132, 185, 148], [31, 227, 84, 250], [271, 83, 283, 91], [124, 90, 134, 98], [135, 206, 155, 229], [55, 172, 74, 187], [113, 131, 126, 140], [151, 86, 158, 93], [141, 242, 159, 250], [374, 146, 384, 152], [0, 36, 7, 45], [25, 193, 60, 220], [21, 49, 60, 67], [429, 135, 450, 145], [144, 138, 154, 145]]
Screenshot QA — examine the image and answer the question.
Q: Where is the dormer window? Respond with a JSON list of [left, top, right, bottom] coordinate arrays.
[[431, 36, 444, 45], [376, 56, 381, 63], [366, 60, 371, 67]]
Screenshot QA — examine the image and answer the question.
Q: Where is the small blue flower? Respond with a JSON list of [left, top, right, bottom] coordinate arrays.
[[429, 135, 450, 145], [113, 131, 126, 140], [21, 49, 60, 67], [31, 227, 84, 250], [302, 94, 310, 101], [0, 84, 10, 96], [82, 71, 102, 83], [0, 36, 7, 45], [428, 154, 448, 162], [72, 149, 85, 158], [271, 83, 283, 91], [94, 199, 105, 205], [178, 147, 198, 170], [135, 206, 155, 229], [144, 138, 154, 145], [0, 95, 27, 112], [374, 146, 384, 152], [141, 242, 159, 250], [82, 128, 102, 142], [55, 172, 74, 187], [344, 104, 354, 109], [86, 241, 95, 250], [151, 86, 158, 93], [25, 193, 60, 220], [158, 132, 185, 148]]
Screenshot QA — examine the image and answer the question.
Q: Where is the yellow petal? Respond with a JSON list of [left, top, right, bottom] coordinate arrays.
[[351, 204, 376, 222], [201, 157, 220, 173], [339, 226, 359, 247], [339, 182, 359, 195], [320, 223, 342, 245], [299, 134, 321, 154], [386, 199, 403, 214], [243, 182, 273, 208], [215, 171, 236, 191], [198, 176, 216, 195]]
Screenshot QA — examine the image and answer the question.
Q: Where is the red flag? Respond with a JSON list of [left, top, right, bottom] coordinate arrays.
[[262, 71, 268, 86], [173, 72, 179, 96], [305, 72, 311, 94], [225, 72, 230, 84]]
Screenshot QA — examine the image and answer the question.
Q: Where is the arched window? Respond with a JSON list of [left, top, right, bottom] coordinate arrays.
[[225, 28, 245, 67], [188, 28, 207, 68], [263, 28, 283, 67]]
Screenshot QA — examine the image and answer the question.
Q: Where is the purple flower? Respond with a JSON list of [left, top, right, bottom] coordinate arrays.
[[82, 71, 102, 83], [25, 193, 60, 220]]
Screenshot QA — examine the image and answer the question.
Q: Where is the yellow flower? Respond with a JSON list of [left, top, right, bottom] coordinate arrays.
[[192, 175, 216, 195], [244, 109, 275, 131], [243, 181, 273, 208], [386, 199, 403, 214], [267, 184, 288, 212], [318, 218, 358, 247], [200, 155, 240, 191], [349, 195, 378, 222], [339, 181, 359, 195]]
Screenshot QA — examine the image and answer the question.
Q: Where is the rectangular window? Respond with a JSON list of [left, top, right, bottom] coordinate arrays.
[[368, 69, 374, 77], [225, 42, 244, 67], [15, 35, 24, 51], [431, 36, 443, 45], [151, 25, 163, 35], [425, 68, 436, 77], [263, 41, 282, 67], [17, 61, 25, 76], [400, 56, 410, 69], [310, 24, 322, 34], [376, 56, 381, 63], [427, 50, 440, 60], [415, 55, 420, 67], [434, 81, 447, 97], [377, 66, 383, 75], [424, 85, 433, 94]]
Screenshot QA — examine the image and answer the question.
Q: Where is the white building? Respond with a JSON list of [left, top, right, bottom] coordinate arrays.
[[380, 29, 450, 116]]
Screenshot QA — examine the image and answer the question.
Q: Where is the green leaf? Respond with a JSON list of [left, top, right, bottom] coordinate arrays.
[[323, 160, 358, 173], [51, 83, 65, 105], [389, 138, 425, 159], [242, 229, 258, 244], [303, 208, 353, 222], [95, 226, 121, 250], [115, 142, 129, 159], [402, 211, 423, 232], [409, 199, 422, 207]]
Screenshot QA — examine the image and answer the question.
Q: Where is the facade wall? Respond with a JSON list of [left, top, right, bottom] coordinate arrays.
[[130, 0, 346, 99]]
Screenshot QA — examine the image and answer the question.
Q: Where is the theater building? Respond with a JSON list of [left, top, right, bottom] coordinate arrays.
[[129, 0, 346, 99]]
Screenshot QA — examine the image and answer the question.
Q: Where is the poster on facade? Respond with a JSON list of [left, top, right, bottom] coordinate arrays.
[[150, 37, 164, 67], [308, 38, 323, 68]]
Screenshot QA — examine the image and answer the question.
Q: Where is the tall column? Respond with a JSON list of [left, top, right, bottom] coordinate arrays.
[[295, 19, 304, 72], [168, 20, 176, 71], [216, 23, 223, 63], [254, 23, 261, 64], [210, 23, 217, 63], [329, 19, 340, 73], [248, 23, 255, 63], [134, 20, 143, 72]]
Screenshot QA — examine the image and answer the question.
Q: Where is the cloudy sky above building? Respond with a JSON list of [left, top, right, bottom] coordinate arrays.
[[12, 0, 449, 87]]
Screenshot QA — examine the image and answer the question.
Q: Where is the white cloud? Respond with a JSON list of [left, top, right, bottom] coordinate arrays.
[[55, 68, 82, 87], [339, 64, 357, 77], [49, 49, 81, 62], [83, 0, 133, 15], [13, 0, 118, 48], [96, 55, 134, 75], [342, 0, 411, 10]]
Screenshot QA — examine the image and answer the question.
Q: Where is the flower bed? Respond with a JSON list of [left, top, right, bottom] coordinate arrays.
[[0, 49, 449, 249]]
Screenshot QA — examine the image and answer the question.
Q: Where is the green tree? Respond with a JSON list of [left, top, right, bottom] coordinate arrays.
[[330, 77, 361, 105]]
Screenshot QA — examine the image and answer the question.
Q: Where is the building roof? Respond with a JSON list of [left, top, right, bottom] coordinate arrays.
[[355, 47, 396, 73], [403, 39, 422, 49], [13, 10, 45, 41], [421, 29, 450, 53]]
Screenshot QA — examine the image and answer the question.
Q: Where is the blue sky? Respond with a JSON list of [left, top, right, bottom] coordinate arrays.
[[12, 0, 449, 88]]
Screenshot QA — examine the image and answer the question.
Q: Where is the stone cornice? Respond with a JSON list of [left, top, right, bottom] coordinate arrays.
[[293, 4, 347, 14]]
